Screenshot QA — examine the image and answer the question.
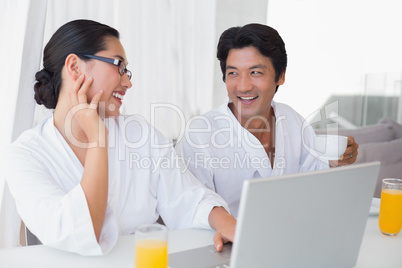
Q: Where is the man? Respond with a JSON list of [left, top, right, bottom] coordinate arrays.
[[175, 23, 358, 217]]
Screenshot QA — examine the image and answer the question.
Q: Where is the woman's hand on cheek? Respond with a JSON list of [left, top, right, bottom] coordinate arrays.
[[66, 74, 106, 144]]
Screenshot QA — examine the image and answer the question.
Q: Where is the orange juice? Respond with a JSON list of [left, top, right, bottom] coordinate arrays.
[[135, 239, 168, 268], [378, 189, 402, 235]]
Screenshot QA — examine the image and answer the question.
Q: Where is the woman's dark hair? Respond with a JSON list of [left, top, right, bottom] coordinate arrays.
[[34, 19, 119, 109], [217, 23, 287, 92]]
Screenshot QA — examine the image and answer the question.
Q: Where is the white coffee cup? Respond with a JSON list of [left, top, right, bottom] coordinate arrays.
[[313, 135, 348, 160]]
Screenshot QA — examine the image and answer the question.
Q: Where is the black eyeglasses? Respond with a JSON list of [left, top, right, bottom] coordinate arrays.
[[83, 54, 132, 80]]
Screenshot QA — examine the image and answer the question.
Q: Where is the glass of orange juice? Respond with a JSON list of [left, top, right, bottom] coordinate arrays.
[[135, 224, 168, 268], [378, 178, 402, 236]]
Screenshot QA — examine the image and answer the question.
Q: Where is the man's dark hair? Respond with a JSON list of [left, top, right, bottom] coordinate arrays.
[[217, 23, 287, 91]]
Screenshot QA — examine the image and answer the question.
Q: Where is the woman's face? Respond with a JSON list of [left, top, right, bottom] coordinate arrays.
[[84, 37, 132, 118]]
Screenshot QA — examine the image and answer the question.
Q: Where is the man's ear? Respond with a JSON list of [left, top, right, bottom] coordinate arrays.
[[277, 69, 286, 86], [65, 54, 82, 80]]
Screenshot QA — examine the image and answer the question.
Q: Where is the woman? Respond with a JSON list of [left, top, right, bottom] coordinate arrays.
[[4, 19, 235, 255]]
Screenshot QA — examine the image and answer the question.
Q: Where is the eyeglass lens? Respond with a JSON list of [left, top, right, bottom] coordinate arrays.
[[119, 62, 132, 80]]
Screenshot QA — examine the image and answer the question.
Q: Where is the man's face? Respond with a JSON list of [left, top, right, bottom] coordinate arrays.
[[225, 46, 285, 123]]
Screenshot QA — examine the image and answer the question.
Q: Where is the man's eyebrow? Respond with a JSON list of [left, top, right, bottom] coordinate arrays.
[[226, 65, 238, 70], [249, 64, 266, 69], [226, 64, 267, 71]]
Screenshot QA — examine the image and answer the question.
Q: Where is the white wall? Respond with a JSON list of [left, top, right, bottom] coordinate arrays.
[[267, 0, 402, 121]]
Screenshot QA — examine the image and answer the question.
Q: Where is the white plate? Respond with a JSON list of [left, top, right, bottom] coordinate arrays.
[[369, 197, 381, 216]]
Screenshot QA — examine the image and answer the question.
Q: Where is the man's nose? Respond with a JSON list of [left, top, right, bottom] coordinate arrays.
[[238, 75, 252, 91]]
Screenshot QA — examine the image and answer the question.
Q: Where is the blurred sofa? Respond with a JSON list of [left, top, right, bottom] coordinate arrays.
[[317, 118, 402, 198]]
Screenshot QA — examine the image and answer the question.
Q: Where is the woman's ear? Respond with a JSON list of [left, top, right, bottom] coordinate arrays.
[[65, 54, 82, 80]]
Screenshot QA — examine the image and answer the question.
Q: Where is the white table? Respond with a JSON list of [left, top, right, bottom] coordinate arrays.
[[354, 216, 402, 268], [0, 216, 401, 268]]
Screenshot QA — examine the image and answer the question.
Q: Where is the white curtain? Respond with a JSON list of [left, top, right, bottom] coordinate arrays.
[[0, 0, 48, 248], [123, 0, 217, 140]]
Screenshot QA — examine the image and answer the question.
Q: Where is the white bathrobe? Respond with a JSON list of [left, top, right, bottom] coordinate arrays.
[[176, 100, 329, 217], [4, 114, 229, 255]]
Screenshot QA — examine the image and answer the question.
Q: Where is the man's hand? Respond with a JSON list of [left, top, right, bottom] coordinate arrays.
[[329, 136, 359, 167]]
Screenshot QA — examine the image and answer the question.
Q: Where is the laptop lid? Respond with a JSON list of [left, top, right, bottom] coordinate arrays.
[[230, 162, 380, 268]]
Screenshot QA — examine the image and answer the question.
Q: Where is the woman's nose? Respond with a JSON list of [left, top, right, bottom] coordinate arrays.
[[122, 73, 132, 89]]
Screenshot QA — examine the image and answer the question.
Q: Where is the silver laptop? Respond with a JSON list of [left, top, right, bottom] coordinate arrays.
[[169, 162, 380, 268]]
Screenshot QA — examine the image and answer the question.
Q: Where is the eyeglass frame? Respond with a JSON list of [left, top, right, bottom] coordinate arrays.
[[82, 54, 132, 80]]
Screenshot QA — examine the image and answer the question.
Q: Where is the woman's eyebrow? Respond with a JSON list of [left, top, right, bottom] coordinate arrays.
[[114, 55, 127, 64]]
